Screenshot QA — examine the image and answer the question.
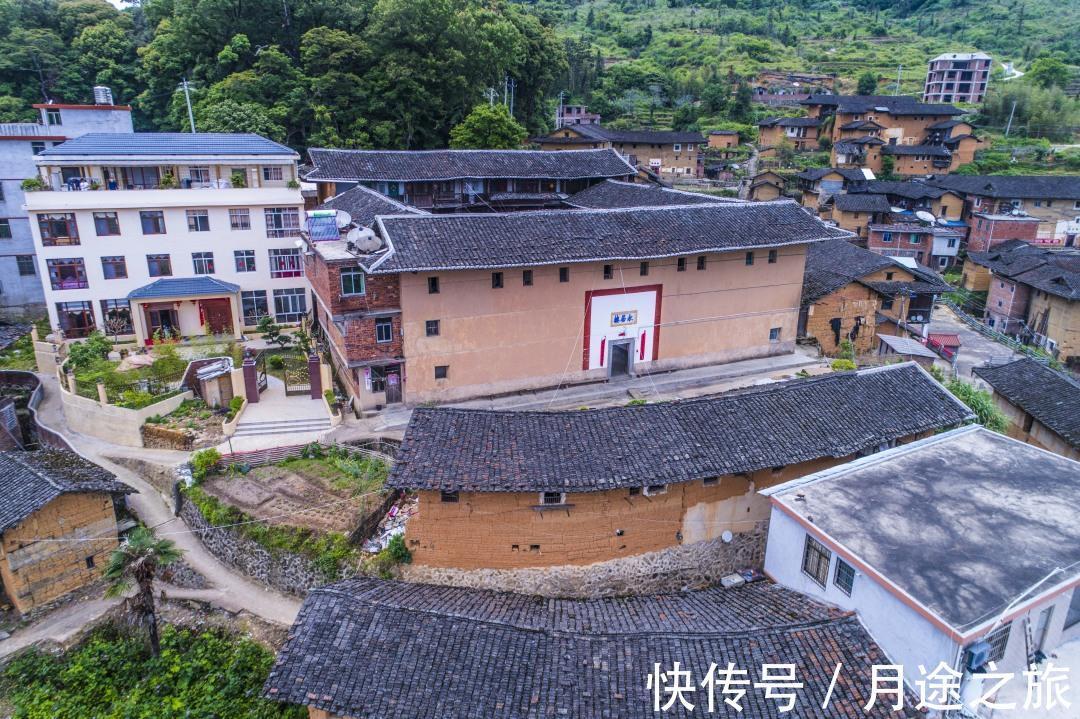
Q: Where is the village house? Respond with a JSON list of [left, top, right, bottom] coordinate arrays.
[[26, 132, 305, 344], [873, 333, 939, 367], [756, 116, 821, 151], [535, 125, 706, 178], [792, 167, 869, 211], [0, 449, 133, 614], [564, 179, 734, 209], [964, 242, 1080, 363], [751, 69, 836, 105], [264, 578, 911, 719], [925, 174, 1080, 245], [799, 238, 951, 354], [846, 180, 966, 222], [304, 147, 635, 212], [386, 363, 972, 571], [764, 426, 1080, 693], [746, 170, 786, 201], [706, 129, 739, 150], [304, 200, 849, 409], [554, 103, 600, 129], [820, 192, 892, 238], [973, 358, 1080, 460], [965, 212, 1042, 253], [866, 222, 964, 270], [923, 52, 992, 104]]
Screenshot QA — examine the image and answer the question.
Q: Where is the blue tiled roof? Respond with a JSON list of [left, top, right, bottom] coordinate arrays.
[[127, 276, 241, 300], [40, 133, 296, 158]]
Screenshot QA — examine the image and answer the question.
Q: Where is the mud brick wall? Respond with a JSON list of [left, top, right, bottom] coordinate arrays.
[[141, 424, 194, 451], [803, 284, 880, 356], [0, 493, 119, 614]]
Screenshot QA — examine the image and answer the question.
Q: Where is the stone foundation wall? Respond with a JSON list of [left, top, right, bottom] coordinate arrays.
[[141, 424, 194, 451], [403, 521, 768, 599]]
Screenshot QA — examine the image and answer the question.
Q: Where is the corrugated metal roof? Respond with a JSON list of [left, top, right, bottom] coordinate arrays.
[[127, 276, 241, 300], [40, 132, 296, 157]]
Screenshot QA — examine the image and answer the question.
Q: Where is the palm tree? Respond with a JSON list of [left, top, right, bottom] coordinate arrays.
[[104, 527, 182, 656]]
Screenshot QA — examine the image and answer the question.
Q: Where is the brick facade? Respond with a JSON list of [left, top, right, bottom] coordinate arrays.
[[966, 214, 1041, 253], [0, 492, 119, 613], [986, 277, 1030, 334], [867, 226, 933, 266]]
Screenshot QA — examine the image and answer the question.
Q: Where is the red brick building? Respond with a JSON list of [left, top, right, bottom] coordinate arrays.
[[966, 212, 1042, 252]]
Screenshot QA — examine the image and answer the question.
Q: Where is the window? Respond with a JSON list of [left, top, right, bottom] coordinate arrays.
[[909, 233, 921, 245], [192, 251, 215, 274], [262, 166, 284, 182], [440, 490, 459, 503], [769, 327, 781, 342], [673, 143, 682, 151], [340, 267, 366, 296], [745, 251, 754, 266], [834, 558, 855, 595], [427, 277, 440, 294], [947, 237, 957, 248], [99, 299, 132, 334], [768, 249, 777, 264], [37, 213, 79, 246], [234, 250, 256, 272], [268, 248, 302, 278], [603, 264, 613, 280], [46, 258, 87, 290], [56, 301, 95, 338], [801, 535, 831, 587], [425, 320, 440, 337], [703, 477, 719, 487], [0, 219, 9, 239], [101, 256, 127, 280], [241, 290, 269, 325], [539, 491, 566, 506], [15, 255, 35, 276], [186, 209, 210, 232], [491, 272, 504, 289], [644, 484, 667, 496], [264, 207, 301, 238], [677, 257, 686, 272], [46, 109, 62, 126], [697, 255, 706, 270], [31, 141, 45, 155], [375, 317, 393, 343], [146, 254, 172, 277], [434, 365, 448, 380], [885, 271, 894, 280], [639, 261, 649, 276], [229, 208, 251, 231], [628, 487, 641, 496], [522, 269, 533, 286], [93, 212, 120, 236], [188, 166, 210, 184], [140, 211, 166, 235], [984, 623, 1011, 663], [272, 288, 306, 323], [559, 267, 569, 283]]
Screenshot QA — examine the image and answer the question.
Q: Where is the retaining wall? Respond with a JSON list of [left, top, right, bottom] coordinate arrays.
[[58, 380, 192, 447]]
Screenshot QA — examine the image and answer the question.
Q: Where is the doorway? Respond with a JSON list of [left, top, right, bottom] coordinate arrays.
[[609, 340, 632, 378], [385, 365, 403, 404], [146, 305, 179, 340]]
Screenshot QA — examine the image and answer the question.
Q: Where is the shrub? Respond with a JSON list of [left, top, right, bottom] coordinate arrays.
[[190, 448, 221, 482], [300, 441, 324, 459], [830, 359, 857, 372], [324, 389, 336, 404], [117, 389, 155, 409], [837, 339, 855, 361], [226, 395, 244, 421], [386, 533, 412, 564], [626, 398, 647, 406], [230, 171, 247, 188], [66, 331, 113, 370], [946, 379, 1009, 433], [268, 354, 285, 370]]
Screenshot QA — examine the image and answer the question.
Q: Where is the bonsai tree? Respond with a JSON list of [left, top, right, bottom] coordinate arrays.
[[104, 527, 182, 656], [256, 316, 293, 348]]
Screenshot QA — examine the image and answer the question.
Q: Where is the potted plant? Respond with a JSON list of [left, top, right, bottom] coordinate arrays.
[[20, 177, 47, 192], [159, 173, 178, 189], [230, 171, 247, 188], [287, 179, 300, 189]]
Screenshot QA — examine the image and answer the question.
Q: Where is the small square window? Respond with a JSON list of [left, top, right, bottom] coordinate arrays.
[[440, 490, 459, 503], [801, 535, 831, 587], [639, 261, 649, 276], [768, 249, 777, 264], [885, 272, 894, 280], [229, 208, 251, 230], [559, 267, 569, 283], [186, 209, 210, 232], [375, 317, 393, 343], [603, 264, 613, 280], [745, 252, 754, 266], [703, 477, 719, 487], [84, 555, 95, 569], [697, 256, 706, 270], [425, 320, 440, 337], [540, 491, 566, 506], [834, 558, 855, 596], [234, 250, 256, 273], [628, 487, 641, 496], [428, 276, 440, 294], [434, 365, 448, 380], [677, 257, 686, 272], [522, 269, 533, 286], [643, 484, 666, 496], [491, 272, 504, 289], [769, 327, 780, 342]]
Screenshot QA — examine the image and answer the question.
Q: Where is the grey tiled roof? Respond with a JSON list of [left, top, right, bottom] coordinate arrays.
[[127, 276, 241, 300], [882, 144, 950, 157], [387, 363, 973, 493], [967, 243, 1080, 300], [0, 450, 133, 532], [829, 193, 892, 213], [974, 359, 1080, 448], [562, 124, 706, 144], [566, 179, 735, 209], [370, 201, 849, 273], [925, 174, 1080, 200], [847, 180, 949, 200], [318, 185, 426, 228], [264, 578, 916, 719], [802, 94, 964, 116], [39, 133, 296, 157], [759, 116, 821, 128], [794, 167, 868, 183], [801, 238, 895, 303], [305, 148, 636, 182]]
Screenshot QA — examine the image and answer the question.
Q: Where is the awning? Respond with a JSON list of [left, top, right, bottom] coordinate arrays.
[[128, 276, 241, 300]]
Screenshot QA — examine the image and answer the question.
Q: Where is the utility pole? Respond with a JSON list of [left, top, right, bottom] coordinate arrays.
[[181, 78, 196, 133], [894, 64, 903, 96], [555, 90, 564, 129], [509, 78, 516, 117], [1004, 100, 1017, 137], [485, 87, 498, 107]]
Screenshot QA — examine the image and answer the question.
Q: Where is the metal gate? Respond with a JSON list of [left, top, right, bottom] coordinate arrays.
[[256, 352, 268, 392], [283, 354, 311, 396]]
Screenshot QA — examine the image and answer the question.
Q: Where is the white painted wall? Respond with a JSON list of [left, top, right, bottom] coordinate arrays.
[[586, 287, 658, 371]]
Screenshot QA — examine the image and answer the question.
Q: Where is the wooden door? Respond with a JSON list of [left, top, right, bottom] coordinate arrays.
[[200, 299, 233, 335]]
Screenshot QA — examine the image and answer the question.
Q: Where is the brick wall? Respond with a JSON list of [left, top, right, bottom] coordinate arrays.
[[0, 492, 119, 614], [803, 283, 880, 355], [967, 216, 1041, 253], [986, 277, 1030, 332]]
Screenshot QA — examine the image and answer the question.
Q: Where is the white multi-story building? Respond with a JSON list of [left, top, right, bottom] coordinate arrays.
[[923, 52, 991, 104], [0, 92, 133, 318], [26, 132, 305, 344]]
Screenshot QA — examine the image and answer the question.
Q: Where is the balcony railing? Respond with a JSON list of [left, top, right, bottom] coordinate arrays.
[[50, 177, 241, 192]]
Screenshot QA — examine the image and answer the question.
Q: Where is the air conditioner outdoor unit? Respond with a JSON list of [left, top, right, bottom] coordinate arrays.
[[966, 640, 991, 671]]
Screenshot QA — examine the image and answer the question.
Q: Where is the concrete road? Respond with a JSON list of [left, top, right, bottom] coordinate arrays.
[[927, 304, 1020, 383]]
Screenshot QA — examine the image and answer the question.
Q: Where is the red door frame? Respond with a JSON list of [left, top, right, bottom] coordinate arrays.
[[582, 284, 662, 370]]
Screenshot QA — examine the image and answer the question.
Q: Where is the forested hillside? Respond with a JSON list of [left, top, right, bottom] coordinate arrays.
[[0, 0, 1075, 148]]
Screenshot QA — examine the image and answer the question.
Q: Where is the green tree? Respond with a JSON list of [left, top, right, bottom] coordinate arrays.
[[1026, 55, 1071, 88], [856, 71, 878, 95], [103, 527, 182, 657], [879, 155, 896, 180], [197, 99, 286, 140], [728, 81, 752, 123], [450, 103, 527, 149], [946, 378, 1009, 433]]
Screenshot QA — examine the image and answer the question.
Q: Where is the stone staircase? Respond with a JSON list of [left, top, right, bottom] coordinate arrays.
[[232, 417, 332, 437]]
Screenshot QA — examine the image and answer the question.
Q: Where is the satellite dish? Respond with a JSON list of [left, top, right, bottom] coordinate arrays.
[[936, 216, 950, 226], [346, 226, 381, 253], [335, 210, 353, 229], [915, 210, 936, 224], [721, 530, 733, 544]]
